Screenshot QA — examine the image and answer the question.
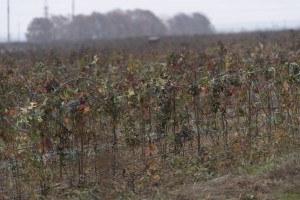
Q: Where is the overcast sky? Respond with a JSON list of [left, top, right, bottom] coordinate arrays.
[[0, 0, 300, 41]]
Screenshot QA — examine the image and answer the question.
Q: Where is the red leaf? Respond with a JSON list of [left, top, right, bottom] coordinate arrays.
[[231, 88, 237, 94]]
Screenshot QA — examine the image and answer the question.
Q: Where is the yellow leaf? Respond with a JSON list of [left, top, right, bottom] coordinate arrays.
[[64, 93, 69, 98], [21, 107, 28, 114], [127, 165, 136, 170], [38, 116, 43, 123], [275, 132, 280, 140], [153, 174, 160, 179], [128, 89, 135, 97], [225, 61, 230, 68], [83, 107, 92, 114], [150, 143, 157, 150], [5, 148, 14, 157], [37, 144, 42, 153], [29, 102, 38, 109], [283, 82, 289, 90], [259, 42, 264, 49]]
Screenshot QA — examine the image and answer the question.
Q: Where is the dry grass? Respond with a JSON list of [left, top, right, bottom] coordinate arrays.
[[165, 151, 300, 200]]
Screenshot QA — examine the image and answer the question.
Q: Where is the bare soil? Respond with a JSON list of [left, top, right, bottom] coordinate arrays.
[[165, 153, 300, 200]]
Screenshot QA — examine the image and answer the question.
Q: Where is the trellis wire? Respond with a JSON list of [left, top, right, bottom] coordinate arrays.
[[6, 142, 227, 200]]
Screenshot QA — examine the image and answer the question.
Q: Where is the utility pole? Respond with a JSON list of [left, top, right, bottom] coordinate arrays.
[[44, 0, 48, 18], [72, 0, 75, 20], [7, 0, 10, 42], [18, 23, 20, 42]]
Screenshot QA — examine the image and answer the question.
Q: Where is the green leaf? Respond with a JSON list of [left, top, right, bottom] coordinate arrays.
[[36, 62, 46, 69]]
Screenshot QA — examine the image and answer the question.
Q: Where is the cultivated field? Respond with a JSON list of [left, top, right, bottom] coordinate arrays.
[[0, 30, 299, 199]]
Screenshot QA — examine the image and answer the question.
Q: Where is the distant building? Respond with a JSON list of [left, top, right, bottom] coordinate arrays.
[[148, 36, 160, 44]]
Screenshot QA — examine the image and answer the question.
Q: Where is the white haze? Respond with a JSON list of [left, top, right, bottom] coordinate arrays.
[[0, 0, 299, 41]]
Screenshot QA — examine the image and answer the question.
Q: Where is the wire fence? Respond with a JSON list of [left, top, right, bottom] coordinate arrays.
[[6, 143, 224, 200]]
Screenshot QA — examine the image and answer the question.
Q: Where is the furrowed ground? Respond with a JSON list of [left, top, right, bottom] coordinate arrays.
[[0, 30, 299, 199]]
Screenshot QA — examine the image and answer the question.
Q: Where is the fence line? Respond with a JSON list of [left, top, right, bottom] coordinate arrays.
[[7, 142, 232, 200], [9, 133, 300, 200]]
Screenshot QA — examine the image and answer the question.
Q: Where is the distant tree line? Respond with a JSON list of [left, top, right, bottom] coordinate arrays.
[[26, 9, 215, 42]]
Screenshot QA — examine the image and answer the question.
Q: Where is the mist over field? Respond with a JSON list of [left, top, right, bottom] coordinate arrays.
[[0, 0, 300, 42], [0, 0, 299, 199]]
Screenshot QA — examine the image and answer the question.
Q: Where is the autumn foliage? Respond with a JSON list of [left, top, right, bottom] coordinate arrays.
[[0, 30, 299, 198]]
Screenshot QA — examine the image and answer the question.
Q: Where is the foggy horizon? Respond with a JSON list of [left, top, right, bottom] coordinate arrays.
[[0, 0, 300, 42]]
